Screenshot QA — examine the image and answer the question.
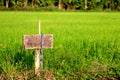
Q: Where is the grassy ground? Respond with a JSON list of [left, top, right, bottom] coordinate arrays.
[[0, 12, 120, 79]]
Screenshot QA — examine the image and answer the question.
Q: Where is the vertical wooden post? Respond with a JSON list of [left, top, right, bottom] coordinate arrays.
[[35, 49, 40, 74], [35, 20, 41, 74]]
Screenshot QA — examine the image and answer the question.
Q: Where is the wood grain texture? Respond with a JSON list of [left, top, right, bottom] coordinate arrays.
[[23, 34, 53, 49]]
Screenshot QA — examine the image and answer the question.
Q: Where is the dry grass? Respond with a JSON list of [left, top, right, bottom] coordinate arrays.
[[0, 70, 56, 80]]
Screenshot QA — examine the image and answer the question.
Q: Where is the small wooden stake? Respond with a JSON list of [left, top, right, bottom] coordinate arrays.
[[35, 49, 40, 74], [35, 20, 41, 74], [23, 20, 53, 75]]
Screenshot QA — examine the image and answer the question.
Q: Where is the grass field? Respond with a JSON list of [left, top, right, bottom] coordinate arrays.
[[0, 12, 120, 79]]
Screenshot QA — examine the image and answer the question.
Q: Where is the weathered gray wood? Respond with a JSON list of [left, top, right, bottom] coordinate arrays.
[[23, 34, 53, 49]]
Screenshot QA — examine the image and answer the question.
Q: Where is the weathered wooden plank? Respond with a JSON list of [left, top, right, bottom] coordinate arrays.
[[23, 34, 53, 49]]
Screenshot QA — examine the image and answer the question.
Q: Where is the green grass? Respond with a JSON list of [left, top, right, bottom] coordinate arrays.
[[0, 12, 120, 79]]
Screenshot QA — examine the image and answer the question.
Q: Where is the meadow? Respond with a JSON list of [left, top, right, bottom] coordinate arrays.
[[0, 12, 120, 79]]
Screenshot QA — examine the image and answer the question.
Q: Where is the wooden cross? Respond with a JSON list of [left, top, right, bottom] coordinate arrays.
[[23, 20, 53, 74]]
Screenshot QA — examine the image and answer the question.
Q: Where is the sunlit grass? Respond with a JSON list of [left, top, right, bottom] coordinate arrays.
[[0, 12, 120, 79]]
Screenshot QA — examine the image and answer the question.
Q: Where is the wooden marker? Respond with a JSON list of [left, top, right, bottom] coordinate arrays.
[[23, 20, 53, 74]]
